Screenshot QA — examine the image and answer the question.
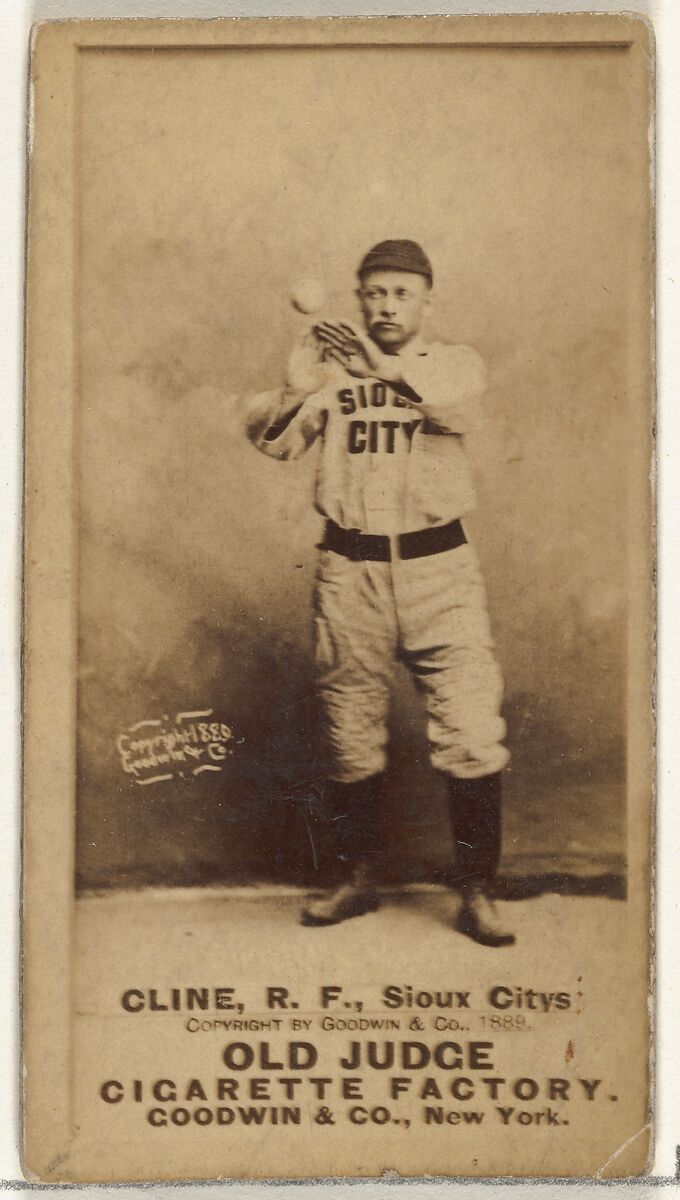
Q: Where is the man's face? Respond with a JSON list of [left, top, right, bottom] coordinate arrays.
[[358, 269, 431, 353]]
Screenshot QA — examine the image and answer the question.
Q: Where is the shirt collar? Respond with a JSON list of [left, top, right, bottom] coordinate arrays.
[[396, 334, 429, 359]]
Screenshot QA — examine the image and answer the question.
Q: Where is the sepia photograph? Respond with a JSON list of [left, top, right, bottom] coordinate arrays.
[[22, 14, 653, 1182]]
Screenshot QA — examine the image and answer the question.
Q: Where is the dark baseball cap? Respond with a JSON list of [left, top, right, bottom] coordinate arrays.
[[358, 240, 433, 286]]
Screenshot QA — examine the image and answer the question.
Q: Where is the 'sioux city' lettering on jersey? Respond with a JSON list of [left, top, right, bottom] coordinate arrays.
[[336, 382, 421, 456], [247, 338, 487, 535]]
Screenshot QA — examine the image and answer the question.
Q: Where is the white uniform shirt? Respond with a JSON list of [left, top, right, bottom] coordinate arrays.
[[247, 336, 487, 535]]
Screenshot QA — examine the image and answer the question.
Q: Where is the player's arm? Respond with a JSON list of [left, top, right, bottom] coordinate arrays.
[[246, 387, 328, 460], [245, 331, 331, 460], [388, 344, 487, 434], [314, 322, 486, 434]]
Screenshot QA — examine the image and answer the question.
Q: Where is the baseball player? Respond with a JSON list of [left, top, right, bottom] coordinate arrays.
[[246, 240, 514, 946]]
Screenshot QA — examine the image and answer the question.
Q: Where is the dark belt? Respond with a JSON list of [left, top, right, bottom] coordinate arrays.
[[321, 518, 466, 562]]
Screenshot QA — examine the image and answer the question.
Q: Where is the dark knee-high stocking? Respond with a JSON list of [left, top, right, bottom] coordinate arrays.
[[446, 771, 503, 886], [330, 772, 385, 868]]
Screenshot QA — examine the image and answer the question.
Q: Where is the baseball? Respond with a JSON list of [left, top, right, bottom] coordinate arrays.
[[290, 277, 326, 315]]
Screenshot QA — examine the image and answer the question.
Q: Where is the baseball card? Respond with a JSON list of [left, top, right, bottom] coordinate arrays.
[[22, 14, 654, 1183]]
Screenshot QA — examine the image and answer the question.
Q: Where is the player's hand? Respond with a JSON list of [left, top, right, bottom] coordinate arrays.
[[313, 320, 402, 383], [285, 330, 332, 397]]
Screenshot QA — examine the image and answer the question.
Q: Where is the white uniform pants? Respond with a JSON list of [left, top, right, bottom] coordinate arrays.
[[313, 542, 509, 783]]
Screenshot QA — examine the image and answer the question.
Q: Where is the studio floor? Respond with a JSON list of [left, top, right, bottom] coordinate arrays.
[[75, 885, 629, 1011]]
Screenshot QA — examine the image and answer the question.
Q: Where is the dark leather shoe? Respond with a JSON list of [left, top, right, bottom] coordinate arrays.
[[458, 883, 516, 947], [301, 864, 380, 927]]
